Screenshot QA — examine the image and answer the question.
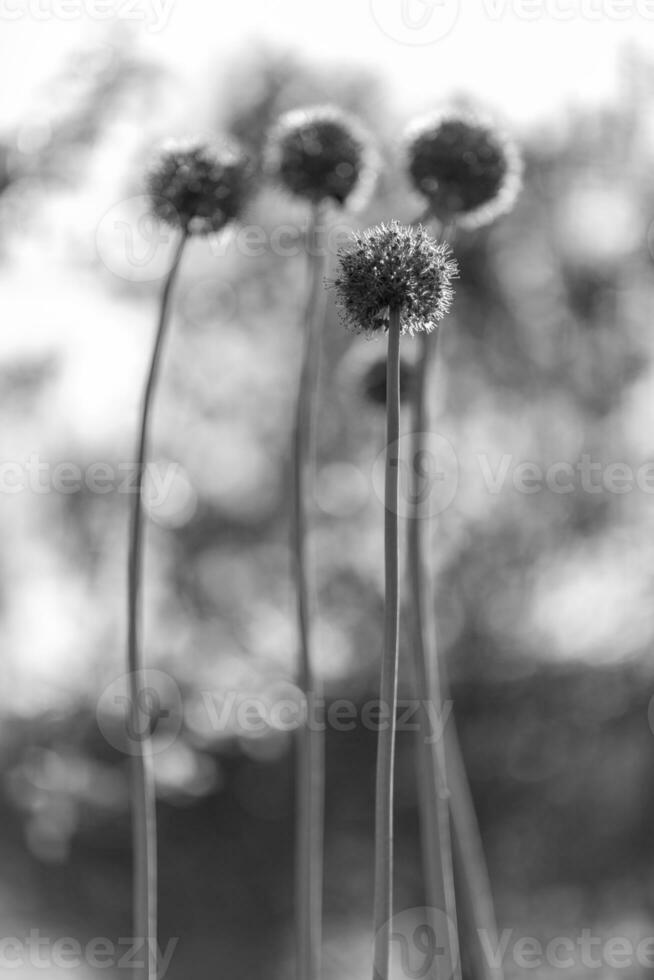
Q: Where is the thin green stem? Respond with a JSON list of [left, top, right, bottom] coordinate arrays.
[[127, 229, 187, 980], [292, 203, 327, 980], [408, 328, 461, 980], [372, 306, 402, 980]]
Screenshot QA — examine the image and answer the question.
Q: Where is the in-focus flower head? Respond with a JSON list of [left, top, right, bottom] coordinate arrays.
[[265, 105, 375, 207], [404, 110, 522, 228], [146, 137, 253, 236], [330, 221, 457, 336]]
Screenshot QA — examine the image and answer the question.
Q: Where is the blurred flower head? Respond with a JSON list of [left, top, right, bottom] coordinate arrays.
[[330, 220, 457, 336], [265, 105, 375, 207], [404, 111, 522, 228], [146, 137, 253, 236]]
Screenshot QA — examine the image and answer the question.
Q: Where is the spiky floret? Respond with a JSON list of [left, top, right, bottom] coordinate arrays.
[[330, 221, 457, 336], [265, 105, 375, 207], [404, 111, 522, 228], [146, 137, 252, 236]]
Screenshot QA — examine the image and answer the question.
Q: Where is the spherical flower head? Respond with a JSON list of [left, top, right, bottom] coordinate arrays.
[[146, 137, 252, 236], [404, 111, 522, 228], [331, 221, 457, 336], [265, 105, 375, 207]]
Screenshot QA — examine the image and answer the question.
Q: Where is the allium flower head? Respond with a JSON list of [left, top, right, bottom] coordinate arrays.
[[404, 111, 522, 228], [146, 137, 252, 235], [265, 105, 375, 207], [331, 221, 457, 336]]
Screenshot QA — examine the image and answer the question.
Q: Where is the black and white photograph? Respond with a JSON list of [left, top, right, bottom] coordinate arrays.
[[1, 2, 653, 979]]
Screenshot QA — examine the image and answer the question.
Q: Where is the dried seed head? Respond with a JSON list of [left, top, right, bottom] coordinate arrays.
[[265, 105, 375, 207], [404, 111, 522, 228], [330, 220, 457, 336], [146, 137, 253, 236]]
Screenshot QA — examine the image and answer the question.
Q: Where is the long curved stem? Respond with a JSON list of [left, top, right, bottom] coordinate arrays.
[[408, 328, 461, 980], [127, 229, 187, 980], [292, 204, 327, 980], [446, 708, 504, 980], [372, 307, 402, 980], [409, 319, 503, 980]]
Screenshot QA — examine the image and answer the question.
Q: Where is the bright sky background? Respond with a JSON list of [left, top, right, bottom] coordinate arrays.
[[1, 0, 653, 700], [0, 0, 653, 131]]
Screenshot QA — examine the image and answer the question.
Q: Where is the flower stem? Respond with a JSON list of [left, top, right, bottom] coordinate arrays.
[[127, 229, 187, 980], [446, 712, 504, 980], [292, 203, 327, 980], [372, 306, 402, 980], [408, 328, 461, 980], [409, 326, 503, 980]]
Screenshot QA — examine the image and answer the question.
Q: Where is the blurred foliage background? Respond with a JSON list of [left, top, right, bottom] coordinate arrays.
[[1, 33, 654, 980]]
